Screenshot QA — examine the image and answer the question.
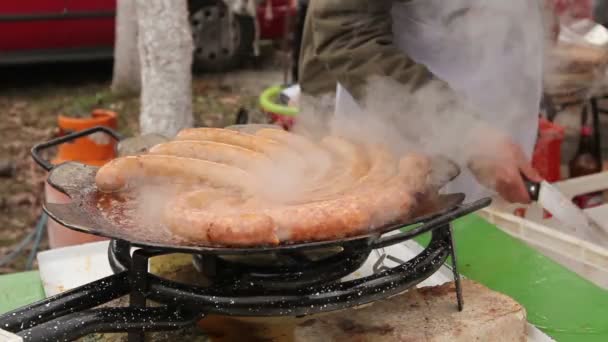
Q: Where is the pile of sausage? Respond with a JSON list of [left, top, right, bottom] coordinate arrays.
[[94, 127, 432, 247]]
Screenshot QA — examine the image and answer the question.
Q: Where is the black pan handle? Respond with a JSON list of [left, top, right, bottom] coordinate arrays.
[[15, 306, 200, 342], [521, 172, 540, 201], [31, 126, 122, 172]]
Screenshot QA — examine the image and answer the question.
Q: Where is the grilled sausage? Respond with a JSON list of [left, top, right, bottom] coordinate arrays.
[[398, 152, 432, 194], [175, 127, 283, 154], [100, 127, 434, 247], [255, 128, 334, 187], [255, 128, 332, 165], [95, 155, 256, 193], [295, 136, 370, 201], [164, 153, 430, 244], [278, 153, 429, 241], [174, 127, 310, 174], [148, 140, 272, 171], [165, 190, 279, 246]]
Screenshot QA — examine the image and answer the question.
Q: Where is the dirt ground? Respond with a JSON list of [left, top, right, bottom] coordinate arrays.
[[0, 55, 283, 274]]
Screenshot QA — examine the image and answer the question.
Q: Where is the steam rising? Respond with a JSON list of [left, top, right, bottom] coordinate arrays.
[[291, 0, 557, 200], [125, 1, 607, 232]]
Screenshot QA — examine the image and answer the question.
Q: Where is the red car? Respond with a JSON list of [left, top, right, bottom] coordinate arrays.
[[0, 0, 294, 70]]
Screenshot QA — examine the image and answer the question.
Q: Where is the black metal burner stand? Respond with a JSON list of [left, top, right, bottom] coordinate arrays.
[[0, 199, 489, 342]]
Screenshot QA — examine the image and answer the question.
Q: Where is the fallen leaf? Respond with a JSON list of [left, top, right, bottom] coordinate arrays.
[[218, 95, 241, 105], [7, 193, 35, 206]]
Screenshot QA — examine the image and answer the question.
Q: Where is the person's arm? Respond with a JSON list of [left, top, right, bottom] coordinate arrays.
[[308, 0, 432, 99]]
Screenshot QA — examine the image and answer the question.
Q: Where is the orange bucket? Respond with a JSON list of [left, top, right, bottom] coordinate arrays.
[[54, 109, 118, 164], [46, 109, 119, 249]]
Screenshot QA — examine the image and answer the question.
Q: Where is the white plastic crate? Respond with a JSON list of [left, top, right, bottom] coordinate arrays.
[[478, 172, 608, 290]]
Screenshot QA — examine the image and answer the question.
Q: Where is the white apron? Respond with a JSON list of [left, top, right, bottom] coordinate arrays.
[[335, 0, 545, 201]]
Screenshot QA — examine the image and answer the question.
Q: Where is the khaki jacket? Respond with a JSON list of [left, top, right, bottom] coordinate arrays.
[[298, 0, 433, 100]]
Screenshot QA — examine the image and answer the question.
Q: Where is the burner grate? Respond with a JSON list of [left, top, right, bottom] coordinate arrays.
[[190, 244, 371, 291]]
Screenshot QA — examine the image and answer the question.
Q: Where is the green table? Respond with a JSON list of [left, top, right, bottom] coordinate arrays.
[[0, 271, 45, 314], [416, 214, 608, 342]]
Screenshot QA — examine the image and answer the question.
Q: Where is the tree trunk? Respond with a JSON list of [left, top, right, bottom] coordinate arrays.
[[111, 0, 141, 94], [136, 0, 194, 137]]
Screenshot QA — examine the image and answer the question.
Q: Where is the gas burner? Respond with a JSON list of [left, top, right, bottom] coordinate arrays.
[[191, 244, 370, 291]]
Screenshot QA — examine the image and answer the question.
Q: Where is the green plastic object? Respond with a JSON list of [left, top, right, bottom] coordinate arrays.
[[0, 271, 45, 315], [413, 214, 608, 342], [259, 85, 299, 116]]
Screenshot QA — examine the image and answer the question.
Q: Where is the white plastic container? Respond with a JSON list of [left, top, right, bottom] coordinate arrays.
[[479, 172, 608, 289]]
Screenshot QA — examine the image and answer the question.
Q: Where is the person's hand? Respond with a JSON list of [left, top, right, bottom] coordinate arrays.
[[467, 137, 543, 204]]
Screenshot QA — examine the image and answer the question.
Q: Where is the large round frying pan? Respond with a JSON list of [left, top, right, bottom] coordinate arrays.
[[32, 126, 490, 256]]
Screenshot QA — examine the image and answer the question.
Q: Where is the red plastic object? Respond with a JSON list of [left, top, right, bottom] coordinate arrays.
[[551, 0, 593, 19], [267, 113, 295, 130], [256, 0, 297, 40], [532, 117, 565, 183]]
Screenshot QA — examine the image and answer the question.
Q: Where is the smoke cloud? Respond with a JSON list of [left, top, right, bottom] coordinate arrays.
[[290, 0, 557, 199]]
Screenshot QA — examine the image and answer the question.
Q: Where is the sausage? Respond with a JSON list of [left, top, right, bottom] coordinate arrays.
[[255, 128, 334, 187], [264, 197, 372, 242], [267, 153, 430, 242], [174, 128, 310, 174], [103, 128, 434, 246], [164, 189, 280, 246], [368, 153, 431, 227], [166, 177, 418, 245], [255, 128, 332, 165], [175, 127, 283, 154], [165, 190, 279, 246], [266, 174, 420, 242], [295, 143, 395, 202], [164, 152, 430, 244], [95, 155, 256, 193], [398, 153, 432, 194], [294, 136, 370, 201], [148, 140, 272, 171], [350, 144, 398, 190]]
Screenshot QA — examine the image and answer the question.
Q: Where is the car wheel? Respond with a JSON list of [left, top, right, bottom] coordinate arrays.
[[190, 2, 255, 72]]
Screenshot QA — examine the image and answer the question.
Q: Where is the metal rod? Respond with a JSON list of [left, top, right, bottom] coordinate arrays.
[[0, 272, 130, 333], [17, 307, 199, 342], [581, 101, 589, 126], [447, 224, 464, 311], [26, 213, 47, 270], [590, 97, 602, 161], [371, 197, 491, 249], [30, 126, 122, 171], [108, 239, 132, 274], [128, 250, 151, 342]]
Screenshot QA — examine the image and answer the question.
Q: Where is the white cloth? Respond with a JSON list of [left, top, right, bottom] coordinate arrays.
[[335, 0, 545, 201]]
